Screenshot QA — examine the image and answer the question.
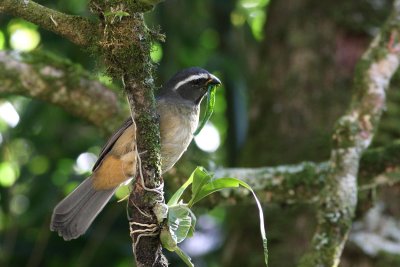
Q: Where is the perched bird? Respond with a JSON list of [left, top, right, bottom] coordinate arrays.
[[50, 67, 221, 241]]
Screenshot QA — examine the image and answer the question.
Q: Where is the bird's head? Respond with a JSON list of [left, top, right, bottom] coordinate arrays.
[[159, 67, 221, 105]]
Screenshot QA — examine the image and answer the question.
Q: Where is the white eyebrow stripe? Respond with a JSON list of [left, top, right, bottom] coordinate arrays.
[[173, 73, 209, 91]]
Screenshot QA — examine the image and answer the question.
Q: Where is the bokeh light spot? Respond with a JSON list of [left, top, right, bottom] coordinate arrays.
[[0, 162, 18, 187], [249, 10, 266, 40], [0, 102, 20, 128], [28, 155, 50, 175], [0, 30, 5, 50], [194, 123, 221, 152], [235, 0, 269, 41], [74, 152, 97, 174], [10, 28, 40, 51], [240, 0, 269, 9], [231, 11, 246, 26], [10, 194, 29, 215]]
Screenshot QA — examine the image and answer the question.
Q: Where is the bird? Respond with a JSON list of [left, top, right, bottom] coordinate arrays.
[[50, 67, 221, 241]]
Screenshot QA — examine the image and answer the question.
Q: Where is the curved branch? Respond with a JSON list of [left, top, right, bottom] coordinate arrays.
[[215, 141, 400, 204], [1, 47, 398, 206], [0, 0, 97, 46], [298, 1, 400, 265], [0, 50, 125, 134]]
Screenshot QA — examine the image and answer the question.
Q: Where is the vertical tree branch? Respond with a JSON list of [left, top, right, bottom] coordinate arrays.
[[2, 0, 166, 264], [299, 1, 400, 266], [88, 1, 165, 266]]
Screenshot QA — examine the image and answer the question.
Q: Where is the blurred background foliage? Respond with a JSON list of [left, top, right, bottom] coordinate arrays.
[[1, 0, 400, 266]]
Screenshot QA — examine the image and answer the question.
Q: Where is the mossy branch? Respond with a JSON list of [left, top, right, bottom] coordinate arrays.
[[88, 1, 165, 266], [215, 141, 400, 205], [0, 50, 124, 134], [1, 47, 399, 207], [2, 1, 400, 266], [1, 48, 399, 207], [297, 1, 400, 265], [0, 0, 97, 46]]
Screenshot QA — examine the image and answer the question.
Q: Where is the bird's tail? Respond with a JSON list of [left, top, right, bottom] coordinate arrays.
[[50, 176, 116, 241]]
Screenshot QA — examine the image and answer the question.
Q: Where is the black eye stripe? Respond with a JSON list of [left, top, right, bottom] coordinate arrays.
[[190, 78, 207, 85]]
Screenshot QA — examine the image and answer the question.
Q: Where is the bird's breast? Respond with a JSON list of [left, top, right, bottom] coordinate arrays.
[[158, 101, 199, 172]]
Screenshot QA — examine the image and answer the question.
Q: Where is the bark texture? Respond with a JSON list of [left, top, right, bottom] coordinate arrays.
[[0, 50, 124, 134], [299, 1, 400, 265], [2, 0, 400, 266], [88, 1, 165, 266], [0, 0, 97, 46], [1, 0, 166, 265]]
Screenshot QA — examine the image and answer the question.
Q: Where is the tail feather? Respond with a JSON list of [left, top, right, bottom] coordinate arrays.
[[50, 176, 116, 241]]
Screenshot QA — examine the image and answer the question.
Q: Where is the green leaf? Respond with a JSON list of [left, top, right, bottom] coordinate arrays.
[[188, 167, 213, 207], [160, 225, 178, 252], [191, 177, 269, 266], [190, 178, 240, 205], [165, 166, 268, 266], [187, 209, 197, 238], [167, 204, 193, 244], [241, 182, 269, 267], [175, 246, 194, 267], [167, 172, 194, 206], [194, 85, 217, 135]]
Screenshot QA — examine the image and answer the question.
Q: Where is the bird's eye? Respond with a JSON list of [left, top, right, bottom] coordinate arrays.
[[192, 79, 202, 85]]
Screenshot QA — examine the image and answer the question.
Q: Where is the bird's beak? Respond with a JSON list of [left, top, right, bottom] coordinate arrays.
[[206, 74, 222, 87]]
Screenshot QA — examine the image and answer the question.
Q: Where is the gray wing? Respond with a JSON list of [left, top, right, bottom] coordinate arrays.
[[92, 118, 133, 171]]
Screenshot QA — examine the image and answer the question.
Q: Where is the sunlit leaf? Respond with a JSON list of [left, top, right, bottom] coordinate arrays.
[[194, 85, 217, 135], [167, 204, 194, 244], [167, 174, 193, 206], [189, 176, 269, 266], [188, 167, 212, 207], [190, 178, 240, 205]]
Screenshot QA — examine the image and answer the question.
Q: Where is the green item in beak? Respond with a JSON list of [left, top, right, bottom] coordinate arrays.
[[193, 85, 217, 136]]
